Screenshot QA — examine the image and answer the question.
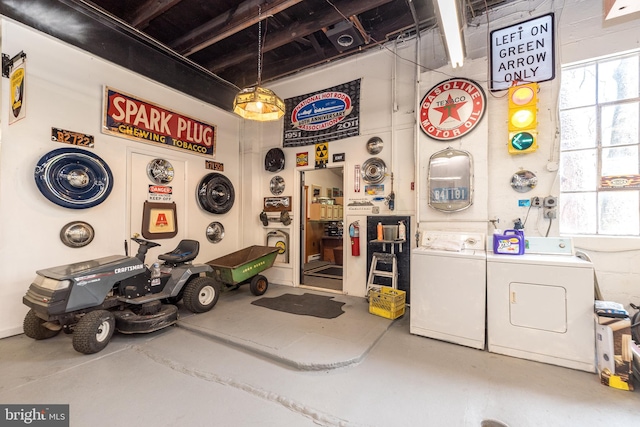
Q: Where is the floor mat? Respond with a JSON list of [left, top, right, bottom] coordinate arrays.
[[251, 293, 345, 319], [305, 266, 343, 279]]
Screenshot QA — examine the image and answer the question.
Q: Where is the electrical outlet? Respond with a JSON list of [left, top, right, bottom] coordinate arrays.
[[531, 196, 542, 207], [544, 196, 557, 208], [544, 208, 557, 219]]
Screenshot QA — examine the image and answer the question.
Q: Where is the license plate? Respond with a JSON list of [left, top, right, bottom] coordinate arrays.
[[431, 187, 468, 202]]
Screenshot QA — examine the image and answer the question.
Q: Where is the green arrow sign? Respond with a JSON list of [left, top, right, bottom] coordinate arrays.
[[511, 132, 534, 150]]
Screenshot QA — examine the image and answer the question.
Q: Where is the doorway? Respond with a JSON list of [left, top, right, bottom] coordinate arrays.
[[300, 167, 344, 292]]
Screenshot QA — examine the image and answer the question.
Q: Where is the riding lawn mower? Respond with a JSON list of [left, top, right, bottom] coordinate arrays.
[[22, 237, 218, 354]]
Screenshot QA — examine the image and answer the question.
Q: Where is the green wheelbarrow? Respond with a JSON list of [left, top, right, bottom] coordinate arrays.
[[206, 245, 280, 295]]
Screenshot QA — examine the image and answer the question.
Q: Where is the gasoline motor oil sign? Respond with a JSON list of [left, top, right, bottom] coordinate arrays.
[[419, 78, 487, 141]]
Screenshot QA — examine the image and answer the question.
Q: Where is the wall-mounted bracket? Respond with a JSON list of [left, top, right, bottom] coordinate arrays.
[[2, 51, 26, 78]]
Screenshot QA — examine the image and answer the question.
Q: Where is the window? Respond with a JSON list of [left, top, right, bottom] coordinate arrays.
[[559, 51, 640, 236]]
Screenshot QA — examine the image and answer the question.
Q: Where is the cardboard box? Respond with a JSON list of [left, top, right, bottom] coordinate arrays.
[[595, 315, 634, 390]]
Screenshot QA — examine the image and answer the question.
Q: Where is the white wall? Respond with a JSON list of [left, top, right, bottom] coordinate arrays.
[[0, 20, 241, 337], [249, 39, 418, 297], [479, 0, 640, 307], [3, 0, 639, 338], [246, 0, 640, 307]]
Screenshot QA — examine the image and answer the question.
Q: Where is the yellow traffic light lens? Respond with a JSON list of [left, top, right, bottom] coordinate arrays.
[[511, 109, 535, 129], [511, 86, 535, 105]]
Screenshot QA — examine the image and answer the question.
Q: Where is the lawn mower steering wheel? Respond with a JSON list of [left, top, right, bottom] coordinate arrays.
[[132, 237, 161, 249]]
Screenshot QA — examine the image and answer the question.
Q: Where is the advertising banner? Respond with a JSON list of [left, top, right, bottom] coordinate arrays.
[[102, 87, 216, 157], [283, 79, 360, 147]]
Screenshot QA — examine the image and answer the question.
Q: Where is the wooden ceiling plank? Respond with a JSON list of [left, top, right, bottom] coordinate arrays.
[[208, 0, 394, 72], [128, 0, 184, 29], [172, 0, 303, 56], [307, 33, 325, 58]]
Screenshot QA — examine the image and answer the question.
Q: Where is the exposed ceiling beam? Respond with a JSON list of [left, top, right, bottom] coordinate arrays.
[[127, 0, 184, 29], [0, 0, 239, 111], [172, 0, 303, 57], [208, 0, 395, 73], [257, 38, 388, 83], [307, 33, 326, 58]]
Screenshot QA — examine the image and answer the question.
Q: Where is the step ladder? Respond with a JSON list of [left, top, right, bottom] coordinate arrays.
[[366, 252, 398, 297]]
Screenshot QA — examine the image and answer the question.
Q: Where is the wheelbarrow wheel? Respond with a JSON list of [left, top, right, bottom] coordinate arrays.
[[249, 274, 268, 296], [183, 277, 220, 313]]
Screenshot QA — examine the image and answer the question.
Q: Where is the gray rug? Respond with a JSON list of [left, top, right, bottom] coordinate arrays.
[[251, 293, 345, 319]]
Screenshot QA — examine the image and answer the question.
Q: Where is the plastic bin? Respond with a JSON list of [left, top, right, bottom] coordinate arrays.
[[369, 287, 406, 319]]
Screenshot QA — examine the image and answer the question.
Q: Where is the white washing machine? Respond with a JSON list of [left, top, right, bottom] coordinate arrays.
[[410, 231, 487, 350], [486, 238, 596, 372]]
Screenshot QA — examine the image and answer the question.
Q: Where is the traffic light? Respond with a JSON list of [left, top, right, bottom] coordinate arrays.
[[508, 82, 538, 154]]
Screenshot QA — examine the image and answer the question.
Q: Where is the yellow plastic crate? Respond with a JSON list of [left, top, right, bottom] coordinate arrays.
[[369, 287, 406, 319]]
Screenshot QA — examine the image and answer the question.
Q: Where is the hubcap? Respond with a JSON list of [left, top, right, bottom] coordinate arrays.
[[199, 286, 215, 305], [66, 169, 90, 188], [95, 320, 111, 342]]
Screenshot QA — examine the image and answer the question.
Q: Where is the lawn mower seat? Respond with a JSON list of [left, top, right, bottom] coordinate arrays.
[[158, 240, 199, 265]]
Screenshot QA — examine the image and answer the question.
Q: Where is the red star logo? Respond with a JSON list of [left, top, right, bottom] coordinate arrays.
[[433, 95, 466, 124]]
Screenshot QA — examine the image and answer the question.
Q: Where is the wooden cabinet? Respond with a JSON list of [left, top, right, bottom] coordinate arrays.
[[309, 203, 343, 221]]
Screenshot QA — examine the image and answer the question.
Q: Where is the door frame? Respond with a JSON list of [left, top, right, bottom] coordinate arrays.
[[298, 167, 344, 289]]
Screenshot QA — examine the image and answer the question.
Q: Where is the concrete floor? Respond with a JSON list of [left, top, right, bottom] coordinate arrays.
[[1, 284, 639, 427]]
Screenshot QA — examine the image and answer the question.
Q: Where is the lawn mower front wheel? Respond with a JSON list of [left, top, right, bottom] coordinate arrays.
[[72, 310, 115, 354]]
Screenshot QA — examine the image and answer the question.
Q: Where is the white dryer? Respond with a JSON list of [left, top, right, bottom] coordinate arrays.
[[410, 231, 486, 350], [486, 238, 595, 372]]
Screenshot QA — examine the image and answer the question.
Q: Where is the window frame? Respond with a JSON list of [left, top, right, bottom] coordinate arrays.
[[559, 50, 640, 236]]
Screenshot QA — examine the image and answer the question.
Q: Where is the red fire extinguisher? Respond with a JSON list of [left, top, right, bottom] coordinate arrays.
[[349, 221, 360, 256]]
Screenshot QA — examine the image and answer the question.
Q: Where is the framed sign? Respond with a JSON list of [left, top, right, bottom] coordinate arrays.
[[103, 87, 216, 157], [142, 201, 178, 239], [263, 196, 292, 212], [489, 13, 555, 91]]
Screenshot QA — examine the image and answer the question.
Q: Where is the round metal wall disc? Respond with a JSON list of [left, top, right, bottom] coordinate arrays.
[[510, 170, 538, 193], [366, 137, 383, 154], [34, 147, 113, 209], [265, 148, 285, 172], [206, 222, 225, 243], [361, 157, 387, 184], [270, 176, 285, 195], [60, 221, 95, 248], [196, 173, 235, 214], [146, 158, 174, 184]]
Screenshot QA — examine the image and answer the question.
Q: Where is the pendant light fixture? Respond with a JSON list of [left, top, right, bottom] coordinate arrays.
[[233, 6, 285, 121]]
